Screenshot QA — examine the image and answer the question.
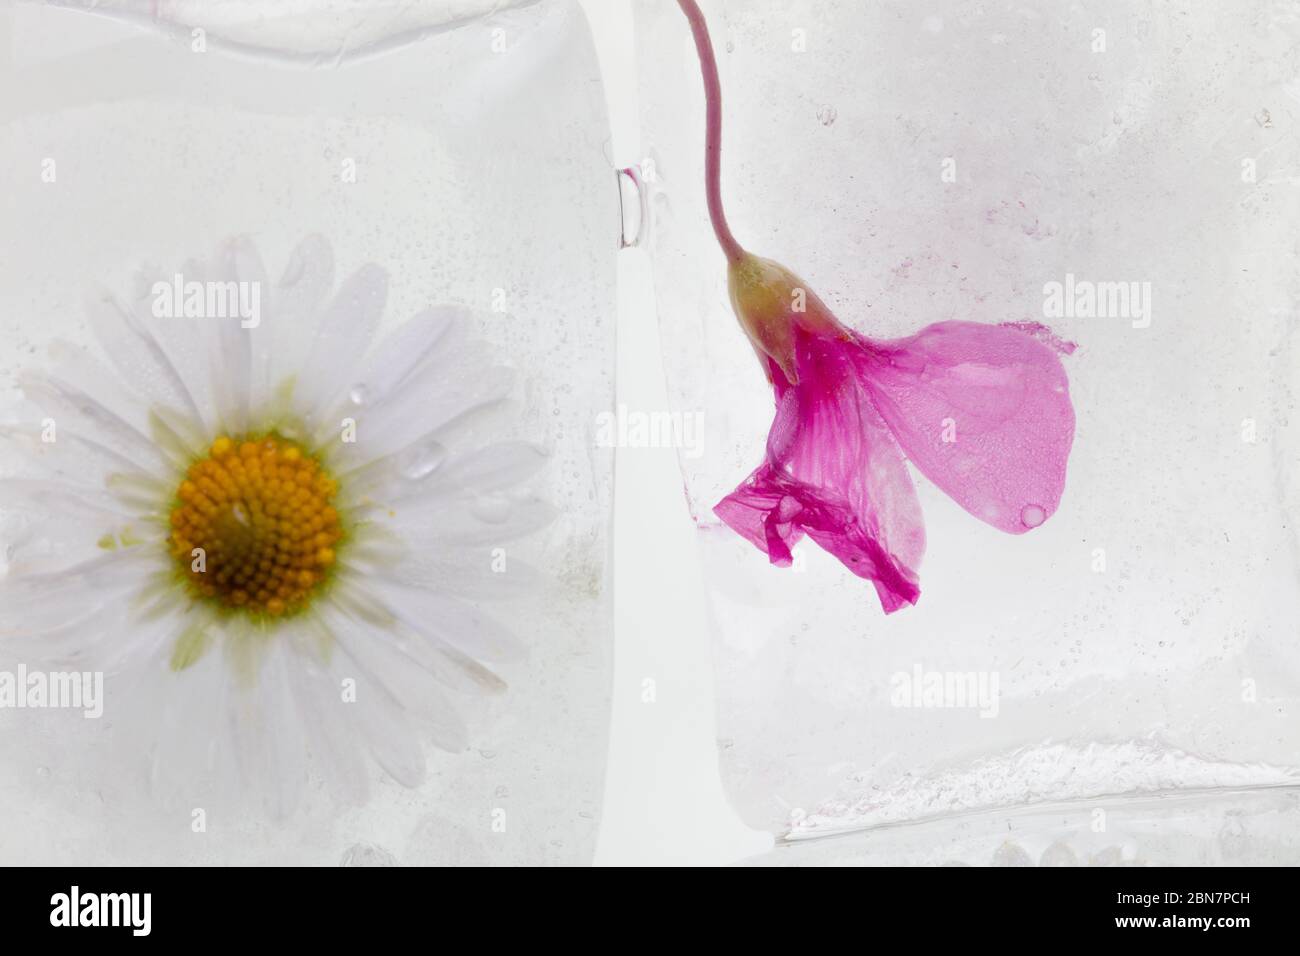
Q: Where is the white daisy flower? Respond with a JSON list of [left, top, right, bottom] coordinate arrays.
[[0, 235, 552, 817]]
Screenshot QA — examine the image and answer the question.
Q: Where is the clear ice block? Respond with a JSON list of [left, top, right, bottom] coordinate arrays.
[[0, 0, 615, 865], [636, 0, 1300, 861]]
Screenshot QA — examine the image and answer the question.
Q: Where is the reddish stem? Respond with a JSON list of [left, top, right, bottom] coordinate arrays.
[[676, 0, 745, 263]]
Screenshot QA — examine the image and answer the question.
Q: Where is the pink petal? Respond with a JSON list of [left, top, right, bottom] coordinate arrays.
[[858, 320, 1075, 534], [715, 330, 925, 613]]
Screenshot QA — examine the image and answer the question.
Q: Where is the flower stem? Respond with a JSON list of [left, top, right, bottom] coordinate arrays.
[[676, 0, 745, 263]]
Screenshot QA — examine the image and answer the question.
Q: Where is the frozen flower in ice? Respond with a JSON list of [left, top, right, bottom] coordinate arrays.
[[677, 0, 1075, 611], [0, 235, 551, 812]]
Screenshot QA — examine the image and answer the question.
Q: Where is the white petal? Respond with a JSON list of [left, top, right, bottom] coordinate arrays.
[[0, 477, 143, 523], [131, 649, 236, 805], [18, 364, 176, 474], [0, 426, 166, 491], [94, 598, 185, 674], [324, 602, 466, 765], [0, 553, 157, 626], [336, 664, 427, 787], [84, 290, 206, 427], [0, 567, 144, 659], [433, 440, 549, 492], [204, 239, 261, 433], [286, 640, 369, 804], [294, 263, 387, 420], [322, 310, 515, 465], [348, 306, 461, 408], [230, 642, 307, 819], [373, 581, 523, 663], [389, 550, 544, 600], [218, 237, 272, 414], [382, 494, 557, 545], [123, 256, 220, 433], [266, 234, 335, 397]]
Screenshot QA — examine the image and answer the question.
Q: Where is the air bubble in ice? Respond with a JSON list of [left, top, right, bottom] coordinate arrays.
[[1020, 504, 1046, 528], [339, 842, 397, 867], [992, 841, 1033, 866], [1039, 840, 1079, 866]]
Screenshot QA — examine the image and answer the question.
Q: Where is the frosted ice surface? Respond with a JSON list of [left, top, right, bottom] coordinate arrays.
[[748, 789, 1300, 867], [636, 0, 1300, 849], [790, 740, 1300, 839], [0, 0, 615, 864]]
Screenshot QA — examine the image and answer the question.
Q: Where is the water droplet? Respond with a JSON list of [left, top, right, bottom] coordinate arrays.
[[278, 421, 305, 442], [231, 503, 249, 526], [398, 441, 447, 480], [1020, 504, 1046, 528], [348, 383, 371, 405], [816, 104, 838, 126]]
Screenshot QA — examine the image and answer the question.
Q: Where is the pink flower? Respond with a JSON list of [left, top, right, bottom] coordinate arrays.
[[678, 1, 1076, 612]]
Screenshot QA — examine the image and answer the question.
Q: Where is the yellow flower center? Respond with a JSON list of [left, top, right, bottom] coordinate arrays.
[[168, 434, 342, 617]]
